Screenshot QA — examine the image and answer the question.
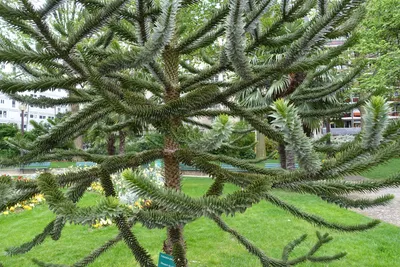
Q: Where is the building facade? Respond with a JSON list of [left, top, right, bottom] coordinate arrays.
[[0, 91, 69, 131], [1, 63, 69, 131], [340, 95, 400, 129]]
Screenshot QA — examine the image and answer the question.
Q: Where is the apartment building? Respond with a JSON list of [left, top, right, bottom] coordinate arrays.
[[0, 64, 69, 131], [340, 94, 400, 129], [0, 91, 70, 131]]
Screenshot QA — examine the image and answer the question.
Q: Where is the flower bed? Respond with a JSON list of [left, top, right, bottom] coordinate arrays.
[[86, 166, 163, 228], [1, 175, 46, 216]]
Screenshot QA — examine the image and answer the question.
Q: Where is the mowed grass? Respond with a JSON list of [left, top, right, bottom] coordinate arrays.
[[49, 161, 76, 168], [1, 178, 399, 267], [361, 158, 400, 179]]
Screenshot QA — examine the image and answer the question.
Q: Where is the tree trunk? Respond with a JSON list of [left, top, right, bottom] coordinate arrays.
[[107, 133, 116, 156], [162, 45, 187, 267], [285, 149, 296, 170], [303, 123, 312, 137], [73, 135, 83, 150], [255, 131, 266, 159], [279, 143, 295, 170], [119, 130, 126, 155], [278, 143, 286, 169], [70, 101, 83, 150], [326, 118, 331, 145]]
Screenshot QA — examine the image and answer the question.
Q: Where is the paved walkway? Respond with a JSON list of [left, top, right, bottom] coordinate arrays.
[[345, 176, 400, 227]]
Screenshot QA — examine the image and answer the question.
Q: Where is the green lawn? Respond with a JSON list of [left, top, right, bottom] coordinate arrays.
[[361, 158, 400, 179], [1, 178, 399, 266], [49, 161, 76, 168]]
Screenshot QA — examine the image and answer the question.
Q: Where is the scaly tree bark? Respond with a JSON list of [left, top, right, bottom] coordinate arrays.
[[162, 44, 187, 266], [118, 130, 126, 155]]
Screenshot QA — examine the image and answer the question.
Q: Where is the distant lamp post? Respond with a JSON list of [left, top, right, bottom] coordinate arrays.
[[19, 104, 27, 135]]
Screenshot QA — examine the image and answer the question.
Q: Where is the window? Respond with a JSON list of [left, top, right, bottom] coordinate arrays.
[[30, 114, 34, 118], [3, 111, 6, 118], [0, 100, 4, 104], [12, 100, 15, 108]]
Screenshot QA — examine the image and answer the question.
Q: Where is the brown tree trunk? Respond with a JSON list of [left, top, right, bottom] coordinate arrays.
[[107, 133, 116, 156], [278, 143, 286, 169], [255, 131, 266, 159], [303, 123, 312, 137], [162, 45, 187, 267], [119, 130, 126, 155]]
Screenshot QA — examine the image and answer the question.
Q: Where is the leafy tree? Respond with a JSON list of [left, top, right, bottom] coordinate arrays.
[[4, 116, 75, 156], [0, 123, 18, 156], [1, 1, 400, 267], [214, 120, 257, 159], [355, 0, 400, 95]]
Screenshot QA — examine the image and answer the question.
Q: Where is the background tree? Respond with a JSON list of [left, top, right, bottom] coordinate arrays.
[[1, 1, 400, 267], [355, 0, 400, 95], [0, 123, 18, 157]]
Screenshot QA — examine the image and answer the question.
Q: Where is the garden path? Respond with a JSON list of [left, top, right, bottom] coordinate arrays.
[[345, 175, 400, 227]]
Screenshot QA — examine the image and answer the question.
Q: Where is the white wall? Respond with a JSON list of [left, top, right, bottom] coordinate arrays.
[[0, 91, 69, 131], [1, 63, 70, 130]]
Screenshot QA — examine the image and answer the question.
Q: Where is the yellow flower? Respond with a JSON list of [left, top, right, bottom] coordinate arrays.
[[2, 211, 9, 215], [23, 205, 32, 210], [9, 207, 15, 212], [92, 223, 101, 228]]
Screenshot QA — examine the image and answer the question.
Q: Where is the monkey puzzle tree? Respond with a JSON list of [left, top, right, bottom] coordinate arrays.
[[1, 0, 400, 266]]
